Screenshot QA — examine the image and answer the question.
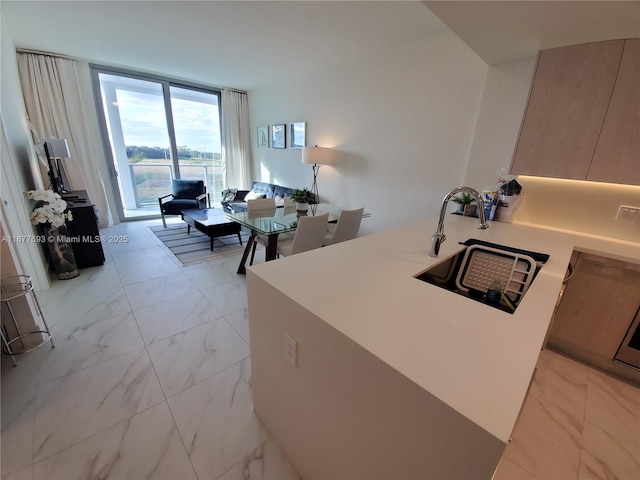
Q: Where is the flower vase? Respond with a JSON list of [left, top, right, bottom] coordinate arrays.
[[44, 224, 79, 279], [296, 202, 309, 213]]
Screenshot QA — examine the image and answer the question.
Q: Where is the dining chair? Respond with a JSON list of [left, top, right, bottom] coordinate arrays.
[[248, 198, 277, 266], [277, 213, 330, 257], [323, 207, 364, 246]]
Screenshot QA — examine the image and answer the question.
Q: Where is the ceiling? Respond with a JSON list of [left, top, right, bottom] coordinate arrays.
[[426, 1, 640, 64], [2, 1, 447, 90], [3, 1, 639, 90]]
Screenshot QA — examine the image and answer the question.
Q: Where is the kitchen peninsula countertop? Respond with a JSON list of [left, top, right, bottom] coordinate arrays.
[[248, 214, 640, 444]]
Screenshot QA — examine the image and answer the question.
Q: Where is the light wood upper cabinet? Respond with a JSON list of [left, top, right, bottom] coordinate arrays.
[[587, 39, 640, 185], [510, 40, 624, 180]]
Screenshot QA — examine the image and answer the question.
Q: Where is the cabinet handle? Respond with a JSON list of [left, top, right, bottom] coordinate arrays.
[[564, 263, 574, 282]]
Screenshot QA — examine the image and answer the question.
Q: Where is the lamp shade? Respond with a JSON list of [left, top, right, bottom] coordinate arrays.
[[301, 146, 335, 165], [44, 138, 70, 159]]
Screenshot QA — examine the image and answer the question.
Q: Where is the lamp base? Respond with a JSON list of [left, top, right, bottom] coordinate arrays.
[[310, 163, 320, 215]]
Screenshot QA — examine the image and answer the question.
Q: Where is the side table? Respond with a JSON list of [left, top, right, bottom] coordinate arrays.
[[0, 275, 55, 366], [63, 190, 105, 268]]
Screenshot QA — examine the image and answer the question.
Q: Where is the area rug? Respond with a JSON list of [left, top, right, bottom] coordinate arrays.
[[149, 224, 251, 266]]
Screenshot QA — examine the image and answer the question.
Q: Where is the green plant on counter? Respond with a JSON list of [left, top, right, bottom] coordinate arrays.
[[452, 192, 476, 204], [290, 188, 315, 204]]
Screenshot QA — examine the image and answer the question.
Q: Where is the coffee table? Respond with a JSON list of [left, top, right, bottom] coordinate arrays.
[[181, 208, 243, 251]]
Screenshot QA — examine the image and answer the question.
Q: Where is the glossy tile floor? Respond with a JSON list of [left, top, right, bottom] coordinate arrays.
[[494, 348, 640, 480], [2, 218, 639, 479], [1, 218, 300, 480]]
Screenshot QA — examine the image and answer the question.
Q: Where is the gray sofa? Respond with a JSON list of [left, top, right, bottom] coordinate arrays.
[[222, 181, 296, 213]]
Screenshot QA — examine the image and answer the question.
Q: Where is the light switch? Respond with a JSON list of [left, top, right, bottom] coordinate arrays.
[[284, 334, 297, 366], [616, 205, 640, 222]]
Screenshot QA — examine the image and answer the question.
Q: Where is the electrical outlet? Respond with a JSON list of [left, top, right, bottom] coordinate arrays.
[[616, 205, 640, 222], [284, 334, 297, 366]]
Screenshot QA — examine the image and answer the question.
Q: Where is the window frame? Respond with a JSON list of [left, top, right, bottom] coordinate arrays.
[[89, 64, 223, 220]]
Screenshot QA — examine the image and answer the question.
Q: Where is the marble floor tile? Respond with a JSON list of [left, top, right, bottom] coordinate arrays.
[[32, 403, 196, 480], [33, 347, 164, 461], [217, 437, 301, 480], [2, 465, 33, 480], [45, 285, 131, 330], [225, 308, 250, 345], [109, 245, 170, 268], [72, 263, 123, 292], [116, 256, 184, 286], [147, 319, 250, 398], [133, 291, 221, 345], [183, 260, 238, 291], [217, 251, 251, 276], [578, 420, 640, 480], [1, 387, 36, 476], [530, 348, 588, 417], [1, 346, 46, 394], [124, 273, 196, 310], [503, 380, 583, 479], [201, 281, 248, 316], [106, 232, 157, 254], [168, 358, 267, 480], [46, 263, 122, 300], [37, 312, 145, 382], [584, 369, 640, 447], [492, 457, 539, 480]]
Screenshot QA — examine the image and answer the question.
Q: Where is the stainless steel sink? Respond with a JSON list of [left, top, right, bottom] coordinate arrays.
[[414, 239, 548, 314]]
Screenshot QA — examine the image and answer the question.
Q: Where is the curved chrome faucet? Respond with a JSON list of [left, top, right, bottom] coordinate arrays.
[[429, 186, 489, 257]]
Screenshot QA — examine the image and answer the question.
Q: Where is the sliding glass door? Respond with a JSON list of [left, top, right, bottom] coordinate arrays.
[[169, 86, 223, 201], [92, 68, 222, 220]]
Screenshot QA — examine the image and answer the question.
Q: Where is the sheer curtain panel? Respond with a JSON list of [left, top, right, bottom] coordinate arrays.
[[17, 53, 113, 227], [221, 89, 252, 190]]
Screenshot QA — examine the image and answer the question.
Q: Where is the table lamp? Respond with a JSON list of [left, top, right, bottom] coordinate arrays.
[[43, 138, 71, 194], [301, 146, 335, 214]]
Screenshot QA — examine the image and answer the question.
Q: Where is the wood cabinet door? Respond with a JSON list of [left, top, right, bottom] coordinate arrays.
[[510, 41, 624, 179], [587, 39, 640, 185], [548, 253, 640, 360]]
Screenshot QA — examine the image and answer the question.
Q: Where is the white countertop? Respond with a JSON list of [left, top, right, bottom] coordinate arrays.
[[248, 214, 640, 443]]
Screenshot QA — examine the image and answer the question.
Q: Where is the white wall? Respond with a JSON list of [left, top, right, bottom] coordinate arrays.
[[463, 59, 536, 189], [249, 31, 488, 235], [464, 57, 640, 243], [0, 14, 49, 290]]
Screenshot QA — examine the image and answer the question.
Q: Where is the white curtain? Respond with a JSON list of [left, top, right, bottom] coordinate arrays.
[[221, 89, 252, 189], [17, 53, 113, 227]]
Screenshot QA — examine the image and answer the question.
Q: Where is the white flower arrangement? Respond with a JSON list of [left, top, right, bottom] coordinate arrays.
[[24, 189, 73, 228]]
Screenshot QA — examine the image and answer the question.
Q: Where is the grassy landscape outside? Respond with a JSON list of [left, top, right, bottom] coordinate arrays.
[[130, 154, 223, 206]]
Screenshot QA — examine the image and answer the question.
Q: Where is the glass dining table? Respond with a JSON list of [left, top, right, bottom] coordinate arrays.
[[226, 204, 341, 274]]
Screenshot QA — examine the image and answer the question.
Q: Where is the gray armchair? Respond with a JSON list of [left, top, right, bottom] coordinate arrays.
[[159, 179, 208, 227]]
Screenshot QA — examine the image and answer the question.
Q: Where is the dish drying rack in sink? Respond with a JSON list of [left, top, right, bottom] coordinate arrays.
[[455, 245, 537, 304]]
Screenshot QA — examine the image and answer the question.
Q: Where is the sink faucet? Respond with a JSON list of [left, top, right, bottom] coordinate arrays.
[[429, 186, 489, 257]]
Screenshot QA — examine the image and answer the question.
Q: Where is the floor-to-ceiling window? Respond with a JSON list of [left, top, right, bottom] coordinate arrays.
[[91, 67, 222, 220]]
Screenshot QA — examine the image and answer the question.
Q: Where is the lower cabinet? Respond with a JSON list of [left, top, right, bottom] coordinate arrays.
[[546, 252, 640, 385]]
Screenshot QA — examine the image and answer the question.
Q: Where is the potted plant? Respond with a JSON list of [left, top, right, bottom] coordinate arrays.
[[24, 189, 79, 279], [290, 188, 315, 212], [452, 192, 477, 216]]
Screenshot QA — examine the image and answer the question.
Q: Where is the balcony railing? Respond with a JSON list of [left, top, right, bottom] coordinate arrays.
[[127, 162, 224, 209]]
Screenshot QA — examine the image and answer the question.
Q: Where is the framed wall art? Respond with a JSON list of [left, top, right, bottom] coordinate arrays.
[[257, 125, 269, 148], [272, 124, 286, 149], [289, 122, 306, 149]]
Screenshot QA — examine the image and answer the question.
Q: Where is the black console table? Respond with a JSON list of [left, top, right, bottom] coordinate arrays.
[[62, 190, 105, 268]]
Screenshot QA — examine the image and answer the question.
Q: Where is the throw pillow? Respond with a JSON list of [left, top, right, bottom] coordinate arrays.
[[245, 191, 266, 201], [274, 194, 284, 207], [221, 188, 238, 204]]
